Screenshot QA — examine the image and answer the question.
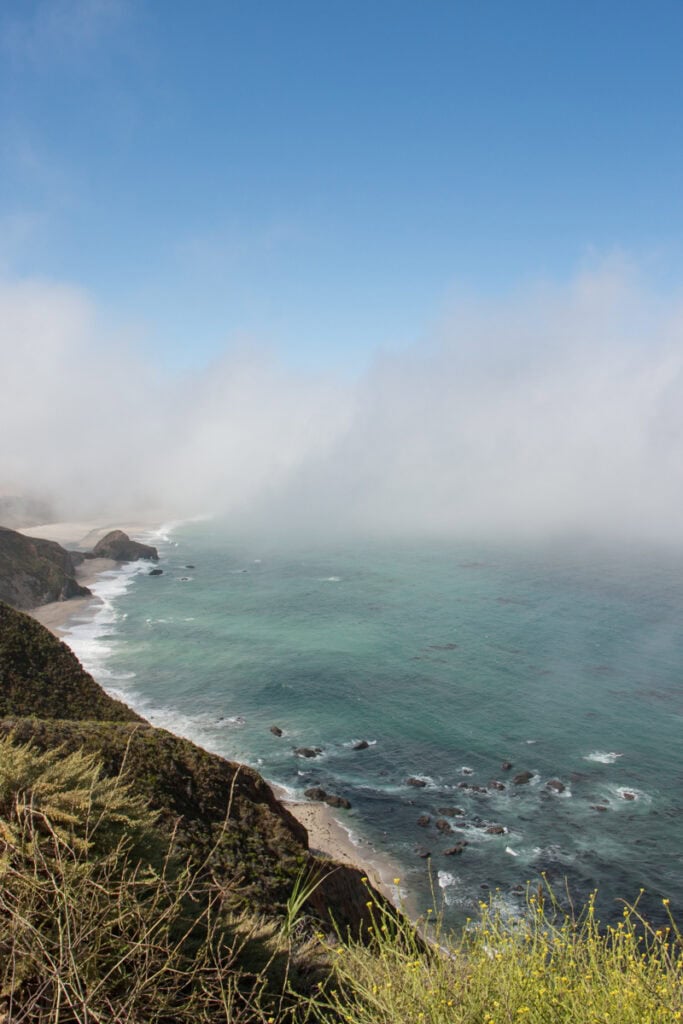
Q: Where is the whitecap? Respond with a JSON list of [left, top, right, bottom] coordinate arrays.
[[505, 846, 519, 857], [584, 751, 623, 764], [322, 576, 341, 582]]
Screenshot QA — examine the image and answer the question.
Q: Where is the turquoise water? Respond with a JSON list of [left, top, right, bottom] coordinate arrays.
[[67, 522, 683, 928]]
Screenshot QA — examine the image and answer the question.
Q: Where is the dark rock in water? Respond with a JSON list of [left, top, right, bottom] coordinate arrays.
[[416, 847, 431, 859], [510, 884, 525, 895], [270, 725, 283, 737], [570, 771, 589, 783], [294, 747, 323, 758], [353, 739, 370, 750], [91, 530, 159, 562], [148, 568, 163, 576], [326, 794, 352, 809], [435, 818, 453, 834], [480, 883, 490, 890], [489, 780, 506, 791], [461, 767, 474, 775], [304, 787, 328, 802], [546, 779, 566, 793], [443, 842, 467, 856], [512, 771, 533, 785], [621, 790, 636, 801], [437, 806, 464, 817], [185, 564, 195, 569], [485, 824, 507, 835], [407, 777, 427, 788], [501, 761, 513, 771], [417, 815, 431, 827], [591, 804, 609, 812]]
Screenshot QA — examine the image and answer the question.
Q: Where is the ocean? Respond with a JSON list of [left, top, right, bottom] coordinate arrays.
[[62, 520, 683, 930]]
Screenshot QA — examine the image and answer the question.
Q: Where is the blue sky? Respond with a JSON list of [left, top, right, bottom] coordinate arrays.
[[2, 0, 682, 372]]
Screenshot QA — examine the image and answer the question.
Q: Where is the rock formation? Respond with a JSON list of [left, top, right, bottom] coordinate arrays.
[[0, 526, 90, 609], [89, 529, 159, 562]]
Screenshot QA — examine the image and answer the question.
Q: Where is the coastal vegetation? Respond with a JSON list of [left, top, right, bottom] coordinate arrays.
[[0, 595, 681, 1021]]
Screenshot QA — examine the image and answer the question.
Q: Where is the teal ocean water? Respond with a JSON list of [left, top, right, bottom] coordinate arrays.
[[64, 521, 683, 928]]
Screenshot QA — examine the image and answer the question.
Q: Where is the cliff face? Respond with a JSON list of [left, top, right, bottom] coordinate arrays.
[[0, 527, 90, 609], [0, 602, 381, 931]]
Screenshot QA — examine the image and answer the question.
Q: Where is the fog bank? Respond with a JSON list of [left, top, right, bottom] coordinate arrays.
[[2, 264, 682, 544]]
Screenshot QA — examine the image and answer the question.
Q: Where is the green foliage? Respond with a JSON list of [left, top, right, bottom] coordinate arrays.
[[0, 601, 142, 721], [314, 881, 683, 1024], [0, 732, 158, 859], [0, 736, 324, 1022]]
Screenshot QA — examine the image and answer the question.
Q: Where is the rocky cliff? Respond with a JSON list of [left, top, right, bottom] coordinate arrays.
[[0, 526, 90, 609]]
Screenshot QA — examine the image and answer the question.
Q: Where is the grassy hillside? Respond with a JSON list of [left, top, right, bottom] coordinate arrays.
[[0, 600, 141, 721]]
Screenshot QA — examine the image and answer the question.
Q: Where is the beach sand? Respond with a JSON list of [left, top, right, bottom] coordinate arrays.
[[272, 784, 402, 905], [21, 520, 156, 635]]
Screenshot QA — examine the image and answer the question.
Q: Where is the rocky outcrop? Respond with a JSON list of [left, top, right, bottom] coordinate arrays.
[[304, 786, 352, 809], [0, 527, 91, 609], [89, 530, 159, 562]]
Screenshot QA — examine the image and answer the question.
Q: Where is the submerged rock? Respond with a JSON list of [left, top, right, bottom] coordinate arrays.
[[546, 779, 566, 793], [326, 794, 352, 809], [417, 814, 431, 827], [270, 725, 283, 737], [149, 568, 163, 576], [304, 787, 328, 802], [435, 818, 453, 834], [353, 739, 369, 750], [501, 761, 514, 771], [436, 806, 463, 817], [485, 824, 507, 835], [294, 747, 323, 758], [512, 771, 533, 785], [443, 842, 467, 856], [489, 780, 506, 791], [407, 777, 427, 788]]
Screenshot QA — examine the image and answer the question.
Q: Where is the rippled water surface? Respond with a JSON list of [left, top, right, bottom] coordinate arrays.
[[65, 523, 683, 928]]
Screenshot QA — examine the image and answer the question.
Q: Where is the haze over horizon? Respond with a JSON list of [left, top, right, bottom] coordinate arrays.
[[2, 2, 683, 544]]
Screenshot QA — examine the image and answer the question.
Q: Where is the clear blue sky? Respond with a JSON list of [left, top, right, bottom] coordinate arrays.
[[2, 0, 682, 371]]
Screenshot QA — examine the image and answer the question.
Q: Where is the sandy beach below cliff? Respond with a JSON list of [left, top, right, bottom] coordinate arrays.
[[272, 785, 404, 907], [21, 520, 156, 635]]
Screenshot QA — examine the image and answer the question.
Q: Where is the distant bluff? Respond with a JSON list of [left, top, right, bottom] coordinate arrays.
[[0, 526, 90, 609]]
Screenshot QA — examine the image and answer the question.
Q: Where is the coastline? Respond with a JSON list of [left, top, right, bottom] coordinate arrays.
[[19, 518, 404, 910]]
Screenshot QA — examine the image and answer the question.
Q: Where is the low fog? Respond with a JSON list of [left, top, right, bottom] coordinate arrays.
[[2, 262, 683, 545]]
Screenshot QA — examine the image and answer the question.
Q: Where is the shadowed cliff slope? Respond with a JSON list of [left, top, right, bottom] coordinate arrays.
[[0, 527, 90, 609]]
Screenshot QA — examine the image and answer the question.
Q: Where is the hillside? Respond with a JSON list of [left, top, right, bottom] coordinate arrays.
[[0, 601, 379, 929], [0, 525, 89, 608]]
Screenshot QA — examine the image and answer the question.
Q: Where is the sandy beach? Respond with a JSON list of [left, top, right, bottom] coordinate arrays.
[[21, 520, 156, 635]]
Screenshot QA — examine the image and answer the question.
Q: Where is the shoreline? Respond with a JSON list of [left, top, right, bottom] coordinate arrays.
[[19, 518, 405, 910]]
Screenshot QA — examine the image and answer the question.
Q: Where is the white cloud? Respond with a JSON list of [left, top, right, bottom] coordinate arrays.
[[1, 262, 682, 545]]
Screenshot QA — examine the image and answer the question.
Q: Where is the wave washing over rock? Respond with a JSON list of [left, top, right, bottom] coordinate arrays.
[[57, 520, 683, 929]]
